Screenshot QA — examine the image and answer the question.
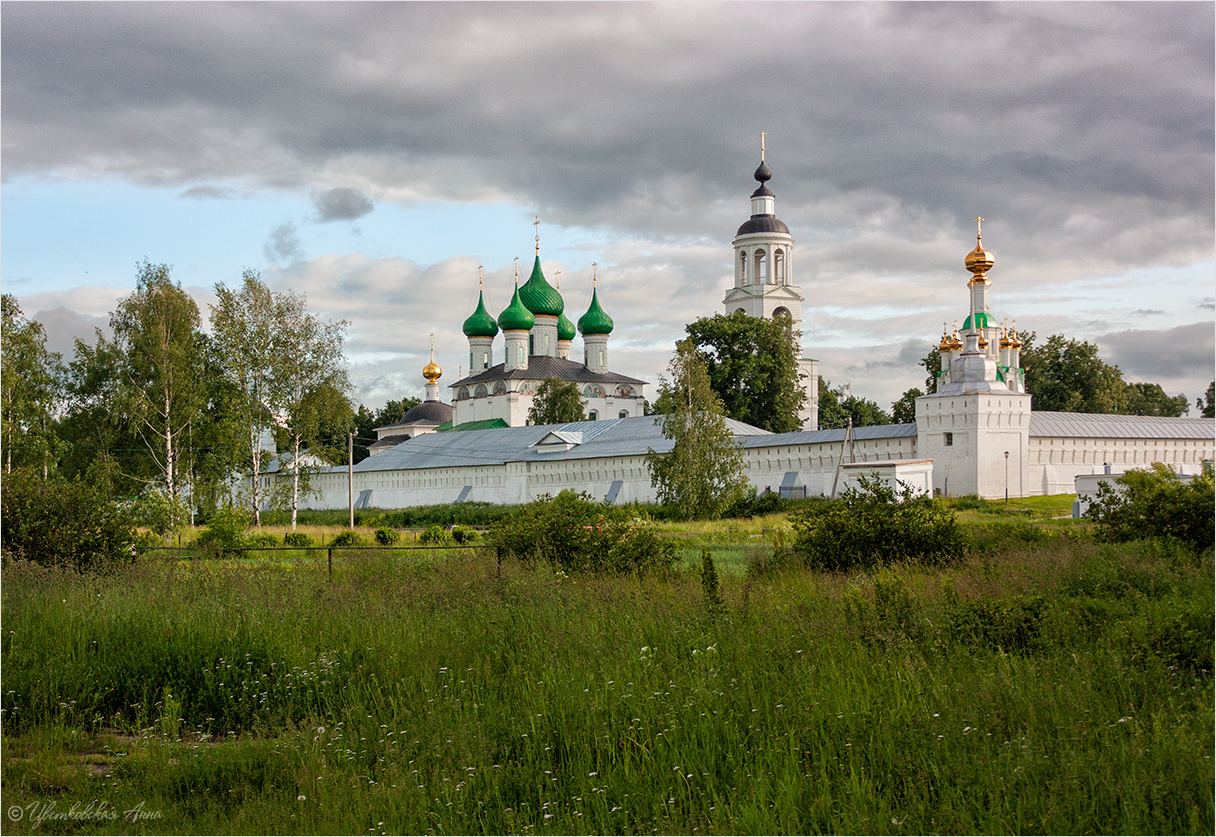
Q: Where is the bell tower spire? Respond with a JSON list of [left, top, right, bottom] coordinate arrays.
[[722, 139, 819, 429]]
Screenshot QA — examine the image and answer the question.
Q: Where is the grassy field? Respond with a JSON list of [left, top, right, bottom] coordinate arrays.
[[2, 502, 1212, 834]]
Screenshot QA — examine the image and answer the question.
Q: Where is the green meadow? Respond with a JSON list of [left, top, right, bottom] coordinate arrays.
[[2, 503, 1212, 835]]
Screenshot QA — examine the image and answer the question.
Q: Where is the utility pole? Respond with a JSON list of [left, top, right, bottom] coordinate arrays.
[[348, 432, 354, 529]]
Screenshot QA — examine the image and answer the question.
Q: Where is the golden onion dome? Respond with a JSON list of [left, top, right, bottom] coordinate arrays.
[[938, 322, 953, 351], [423, 359, 442, 383], [422, 333, 442, 382], [965, 218, 994, 278]]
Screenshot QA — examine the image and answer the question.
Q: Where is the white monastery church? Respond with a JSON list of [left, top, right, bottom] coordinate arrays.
[[291, 151, 1213, 509]]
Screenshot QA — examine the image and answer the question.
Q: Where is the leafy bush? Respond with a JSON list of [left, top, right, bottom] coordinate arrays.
[[129, 486, 190, 542], [328, 531, 364, 548], [283, 532, 313, 548], [377, 502, 515, 528], [1084, 462, 1214, 552], [0, 470, 134, 570], [245, 532, 280, 549], [451, 526, 477, 544], [375, 527, 401, 546], [947, 595, 1047, 653], [725, 487, 787, 519], [195, 505, 251, 552], [419, 525, 449, 545], [790, 474, 966, 571], [491, 490, 677, 575]]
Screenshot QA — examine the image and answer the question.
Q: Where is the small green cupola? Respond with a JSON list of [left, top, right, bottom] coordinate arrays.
[[578, 267, 614, 336], [499, 284, 535, 332], [518, 254, 564, 317], [557, 311, 577, 341], [462, 286, 499, 338]]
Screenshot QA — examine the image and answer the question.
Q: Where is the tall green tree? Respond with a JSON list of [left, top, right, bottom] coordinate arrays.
[[108, 261, 207, 500], [683, 311, 805, 432], [59, 331, 138, 497], [528, 378, 586, 425], [891, 387, 923, 424], [273, 290, 352, 530], [817, 378, 891, 429], [1, 295, 66, 475], [647, 340, 748, 520], [352, 398, 420, 462], [1123, 382, 1189, 417], [1198, 381, 1215, 419]]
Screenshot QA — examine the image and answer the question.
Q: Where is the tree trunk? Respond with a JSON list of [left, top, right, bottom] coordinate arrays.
[[290, 434, 301, 530]]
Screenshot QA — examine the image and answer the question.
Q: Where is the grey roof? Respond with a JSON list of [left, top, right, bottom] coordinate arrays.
[[353, 414, 770, 473], [736, 216, 790, 236], [450, 355, 647, 389], [398, 400, 453, 425], [1029, 412, 1215, 440], [738, 423, 919, 449]]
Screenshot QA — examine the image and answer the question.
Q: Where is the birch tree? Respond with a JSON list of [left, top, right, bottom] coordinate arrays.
[[272, 291, 351, 529], [647, 339, 748, 520], [210, 270, 280, 524], [108, 262, 205, 499]]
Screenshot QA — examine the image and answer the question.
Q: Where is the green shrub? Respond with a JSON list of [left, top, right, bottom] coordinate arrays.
[[1084, 462, 1215, 552], [700, 549, 723, 614], [129, 486, 190, 542], [195, 505, 251, 552], [245, 532, 280, 549], [947, 595, 1047, 653], [375, 527, 401, 546], [0, 469, 134, 570], [328, 531, 364, 548], [283, 531, 313, 548], [491, 490, 677, 575], [790, 475, 966, 571], [450, 526, 477, 544], [419, 525, 449, 545]]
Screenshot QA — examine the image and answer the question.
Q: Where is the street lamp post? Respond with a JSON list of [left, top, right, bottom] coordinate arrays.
[[1004, 450, 1010, 504]]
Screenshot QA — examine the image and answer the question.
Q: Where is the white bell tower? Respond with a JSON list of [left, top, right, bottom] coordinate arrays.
[[722, 135, 819, 429]]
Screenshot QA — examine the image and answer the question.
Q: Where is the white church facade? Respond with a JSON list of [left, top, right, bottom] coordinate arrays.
[[291, 152, 1213, 510]]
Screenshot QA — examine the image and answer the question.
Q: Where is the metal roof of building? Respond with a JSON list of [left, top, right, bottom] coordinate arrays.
[[1029, 412, 1215, 440], [353, 414, 771, 473], [739, 422, 919, 449], [450, 355, 647, 389]]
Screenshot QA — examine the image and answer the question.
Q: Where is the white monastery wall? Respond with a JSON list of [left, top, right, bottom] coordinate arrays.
[[1027, 434, 1214, 496]]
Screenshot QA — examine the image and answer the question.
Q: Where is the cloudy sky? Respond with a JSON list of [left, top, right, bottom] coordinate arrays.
[[3, 1, 1213, 414]]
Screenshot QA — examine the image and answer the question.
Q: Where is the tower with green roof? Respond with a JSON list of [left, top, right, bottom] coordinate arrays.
[[578, 264, 614, 373], [462, 267, 499, 374], [517, 220, 565, 358], [499, 279, 534, 373]]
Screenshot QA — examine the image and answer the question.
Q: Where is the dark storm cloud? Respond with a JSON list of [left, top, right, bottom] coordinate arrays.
[[1098, 322, 1216, 382], [3, 2, 1212, 273], [314, 187, 374, 222]]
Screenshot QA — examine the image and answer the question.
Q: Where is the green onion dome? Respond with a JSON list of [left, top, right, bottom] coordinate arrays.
[[498, 285, 535, 332], [577, 288, 614, 336], [517, 256, 564, 317], [557, 311, 577, 342], [462, 290, 499, 338]]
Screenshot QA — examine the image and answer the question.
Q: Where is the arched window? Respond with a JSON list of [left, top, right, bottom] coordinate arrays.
[[588, 411, 598, 421], [618, 410, 629, 419], [755, 249, 768, 284], [740, 251, 748, 284], [774, 250, 785, 284]]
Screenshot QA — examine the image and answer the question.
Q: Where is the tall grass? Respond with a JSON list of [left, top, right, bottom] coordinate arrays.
[[2, 533, 1211, 835]]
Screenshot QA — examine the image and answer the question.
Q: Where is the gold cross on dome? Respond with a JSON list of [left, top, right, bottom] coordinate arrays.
[[534, 215, 540, 253], [975, 217, 984, 238], [760, 131, 766, 161]]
